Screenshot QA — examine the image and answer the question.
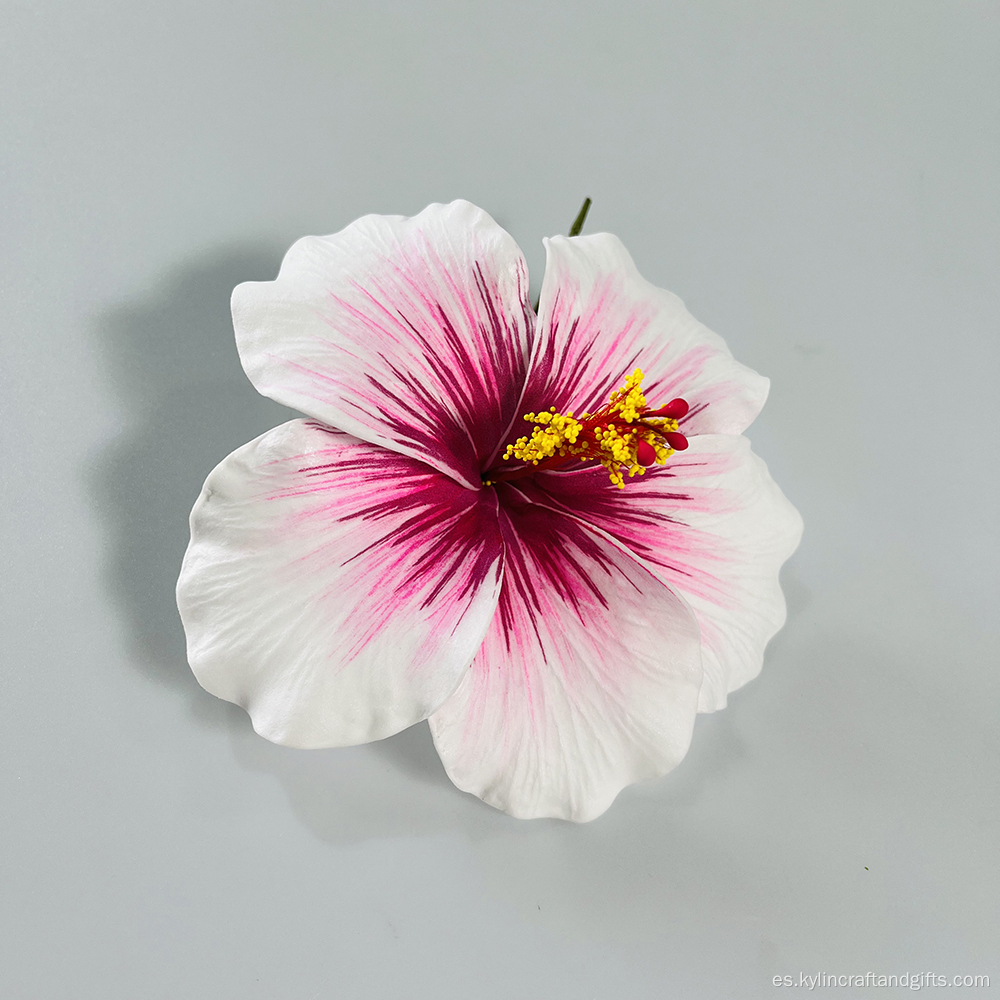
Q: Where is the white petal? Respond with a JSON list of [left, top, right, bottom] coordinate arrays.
[[177, 420, 503, 747], [232, 200, 533, 489], [512, 233, 767, 440], [429, 487, 703, 822], [529, 435, 803, 712]]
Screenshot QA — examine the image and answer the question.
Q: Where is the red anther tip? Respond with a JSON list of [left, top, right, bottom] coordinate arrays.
[[636, 440, 657, 466], [664, 431, 689, 451], [647, 398, 689, 419]]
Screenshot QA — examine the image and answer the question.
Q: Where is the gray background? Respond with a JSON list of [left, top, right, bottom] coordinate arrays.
[[2, 2, 997, 998]]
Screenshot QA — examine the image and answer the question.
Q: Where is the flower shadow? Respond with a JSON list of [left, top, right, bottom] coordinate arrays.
[[87, 245, 293, 689]]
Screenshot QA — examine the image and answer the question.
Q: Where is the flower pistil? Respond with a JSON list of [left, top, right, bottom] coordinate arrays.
[[484, 369, 689, 489]]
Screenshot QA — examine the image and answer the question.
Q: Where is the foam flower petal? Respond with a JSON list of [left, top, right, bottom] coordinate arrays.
[[428, 485, 703, 822], [504, 234, 768, 453], [527, 434, 803, 712], [233, 200, 533, 490], [176, 419, 503, 748]]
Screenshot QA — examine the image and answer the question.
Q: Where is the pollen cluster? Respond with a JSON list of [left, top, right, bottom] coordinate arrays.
[[607, 368, 648, 422], [503, 409, 584, 465], [493, 369, 688, 489]]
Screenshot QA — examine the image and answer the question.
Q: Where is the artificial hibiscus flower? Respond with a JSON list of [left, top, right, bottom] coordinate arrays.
[[176, 200, 802, 822]]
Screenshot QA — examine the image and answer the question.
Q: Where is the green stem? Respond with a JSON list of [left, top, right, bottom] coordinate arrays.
[[567, 196, 592, 237]]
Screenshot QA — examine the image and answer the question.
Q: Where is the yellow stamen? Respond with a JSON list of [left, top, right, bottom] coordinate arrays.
[[496, 369, 679, 489]]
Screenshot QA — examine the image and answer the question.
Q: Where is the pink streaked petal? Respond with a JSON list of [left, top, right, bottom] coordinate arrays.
[[233, 201, 533, 490], [499, 234, 767, 457], [527, 435, 803, 712], [428, 486, 703, 822], [176, 419, 503, 748]]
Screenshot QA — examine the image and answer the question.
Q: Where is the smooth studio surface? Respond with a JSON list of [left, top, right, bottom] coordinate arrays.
[[2, 3, 997, 997]]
